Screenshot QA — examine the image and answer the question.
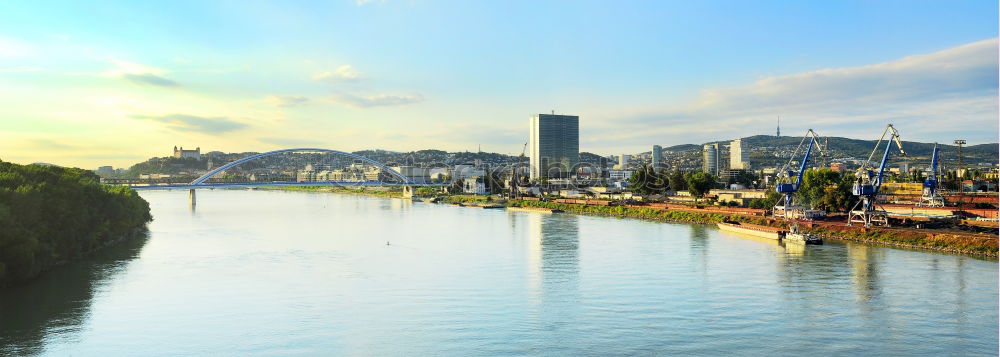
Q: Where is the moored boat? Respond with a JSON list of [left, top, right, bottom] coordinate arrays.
[[784, 224, 823, 245], [507, 206, 564, 214], [717, 221, 786, 241]]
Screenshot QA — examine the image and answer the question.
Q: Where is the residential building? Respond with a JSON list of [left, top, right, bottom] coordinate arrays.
[[463, 176, 489, 195], [453, 164, 485, 180], [95, 166, 115, 176], [830, 163, 847, 172], [609, 170, 634, 181], [390, 166, 431, 183], [529, 113, 579, 180], [616, 154, 630, 170]]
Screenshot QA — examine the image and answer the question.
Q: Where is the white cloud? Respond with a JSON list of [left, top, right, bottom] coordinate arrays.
[[329, 92, 424, 108], [104, 59, 180, 87], [104, 59, 167, 76], [313, 65, 362, 81], [129, 113, 249, 134], [600, 38, 999, 146], [265, 95, 310, 107]]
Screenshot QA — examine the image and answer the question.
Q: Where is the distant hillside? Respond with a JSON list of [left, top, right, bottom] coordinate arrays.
[[658, 135, 997, 168], [663, 144, 701, 152], [735, 135, 996, 158]]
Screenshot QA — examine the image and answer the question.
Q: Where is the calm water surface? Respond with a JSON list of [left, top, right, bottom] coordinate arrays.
[[1, 190, 997, 356]]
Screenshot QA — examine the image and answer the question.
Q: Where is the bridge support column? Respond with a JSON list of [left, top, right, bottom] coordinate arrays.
[[402, 186, 414, 198], [189, 189, 196, 208]]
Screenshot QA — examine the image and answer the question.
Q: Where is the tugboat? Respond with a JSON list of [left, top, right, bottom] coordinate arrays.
[[783, 222, 823, 245]]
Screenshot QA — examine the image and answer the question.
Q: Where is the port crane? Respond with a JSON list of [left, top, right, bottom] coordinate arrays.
[[509, 142, 528, 199], [917, 144, 944, 207], [774, 129, 826, 220], [848, 124, 906, 227]]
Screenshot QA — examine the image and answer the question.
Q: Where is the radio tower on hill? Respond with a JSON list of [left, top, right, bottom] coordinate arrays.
[[776, 115, 781, 137]]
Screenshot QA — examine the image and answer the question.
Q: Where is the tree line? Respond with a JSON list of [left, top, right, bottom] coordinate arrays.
[[626, 165, 863, 212], [0, 160, 152, 286]]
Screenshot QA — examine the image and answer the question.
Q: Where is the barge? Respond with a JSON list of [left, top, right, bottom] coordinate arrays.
[[507, 206, 564, 214], [717, 221, 786, 241], [717, 221, 824, 245]]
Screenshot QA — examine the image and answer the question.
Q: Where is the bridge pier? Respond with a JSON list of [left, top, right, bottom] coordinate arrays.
[[189, 188, 196, 208], [402, 186, 414, 198]]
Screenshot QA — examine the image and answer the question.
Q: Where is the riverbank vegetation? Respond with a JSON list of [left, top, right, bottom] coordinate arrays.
[[506, 199, 996, 257], [803, 225, 998, 257], [0, 161, 152, 286]]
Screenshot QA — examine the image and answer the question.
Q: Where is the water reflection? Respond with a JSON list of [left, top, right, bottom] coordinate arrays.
[[688, 224, 710, 274], [848, 243, 884, 306], [526, 213, 580, 311], [0, 233, 150, 356]]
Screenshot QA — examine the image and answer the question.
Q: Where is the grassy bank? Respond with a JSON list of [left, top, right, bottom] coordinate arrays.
[[507, 200, 770, 225], [265, 186, 404, 198], [803, 226, 998, 257]]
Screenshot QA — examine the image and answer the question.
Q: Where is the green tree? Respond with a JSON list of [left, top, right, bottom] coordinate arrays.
[[668, 170, 687, 192], [0, 161, 152, 286], [728, 170, 756, 188], [450, 178, 465, 193], [798, 169, 855, 212], [685, 171, 718, 199], [629, 166, 667, 195], [749, 190, 782, 210], [628, 168, 651, 194]]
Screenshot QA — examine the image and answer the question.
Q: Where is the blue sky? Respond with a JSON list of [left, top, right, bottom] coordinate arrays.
[[0, 0, 997, 168]]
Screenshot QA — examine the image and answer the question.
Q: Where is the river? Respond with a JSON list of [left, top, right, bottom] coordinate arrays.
[[1, 190, 997, 356]]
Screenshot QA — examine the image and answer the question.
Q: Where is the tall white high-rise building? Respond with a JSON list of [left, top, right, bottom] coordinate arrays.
[[616, 154, 630, 170], [730, 138, 747, 170], [703, 143, 719, 176], [529, 114, 580, 180], [651, 145, 663, 171]]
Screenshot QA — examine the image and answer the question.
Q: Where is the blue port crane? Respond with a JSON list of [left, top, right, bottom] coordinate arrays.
[[774, 129, 825, 219], [848, 124, 906, 227], [917, 144, 944, 207]]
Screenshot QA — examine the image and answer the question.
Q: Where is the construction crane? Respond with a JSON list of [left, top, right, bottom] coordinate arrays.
[[510, 142, 528, 198], [774, 129, 825, 220], [848, 124, 906, 227], [917, 144, 944, 207]]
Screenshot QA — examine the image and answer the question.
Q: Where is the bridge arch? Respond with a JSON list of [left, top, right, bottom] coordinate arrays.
[[191, 148, 413, 185]]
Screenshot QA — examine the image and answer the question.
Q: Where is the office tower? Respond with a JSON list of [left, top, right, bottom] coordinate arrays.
[[730, 138, 747, 170], [703, 143, 719, 176], [651, 145, 663, 171], [529, 114, 580, 180]]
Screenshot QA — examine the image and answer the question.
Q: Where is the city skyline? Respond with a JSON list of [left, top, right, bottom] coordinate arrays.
[[0, 1, 997, 169]]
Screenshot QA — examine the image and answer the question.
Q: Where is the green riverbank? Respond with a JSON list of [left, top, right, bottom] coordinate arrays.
[[0, 161, 153, 286]]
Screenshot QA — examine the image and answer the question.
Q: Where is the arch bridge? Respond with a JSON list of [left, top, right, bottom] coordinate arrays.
[[125, 148, 449, 194]]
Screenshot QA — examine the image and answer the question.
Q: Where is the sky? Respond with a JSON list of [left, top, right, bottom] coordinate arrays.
[[0, 0, 997, 169]]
